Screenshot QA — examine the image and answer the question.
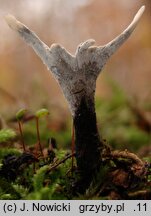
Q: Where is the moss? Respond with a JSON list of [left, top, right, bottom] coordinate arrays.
[[0, 82, 150, 200], [0, 178, 21, 200], [33, 165, 49, 191], [0, 129, 16, 143], [0, 148, 21, 160]]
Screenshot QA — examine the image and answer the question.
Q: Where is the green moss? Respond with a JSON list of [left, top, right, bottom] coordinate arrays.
[[16, 108, 27, 120], [0, 129, 16, 143], [0, 178, 21, 200], [35, 108, 49, 118], [0, 148, 21, 160], [33, 165, 49, 191]]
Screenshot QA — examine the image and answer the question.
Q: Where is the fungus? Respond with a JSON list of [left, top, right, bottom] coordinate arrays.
[[5, 6, 145, 190]]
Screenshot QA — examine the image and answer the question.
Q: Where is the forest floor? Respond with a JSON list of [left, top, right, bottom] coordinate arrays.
[[0, 85, 151, 200]]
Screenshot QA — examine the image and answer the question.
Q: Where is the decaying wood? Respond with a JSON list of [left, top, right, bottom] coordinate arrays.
[[5, 6, 145, 190]]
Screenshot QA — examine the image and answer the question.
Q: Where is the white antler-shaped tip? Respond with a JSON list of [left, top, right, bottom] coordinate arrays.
[[134, 6, 145, 22], [99, 6, 145, 61], [128, 5, 145, 31], [5, 14, 24, 31], [5, 14, 53, 69]]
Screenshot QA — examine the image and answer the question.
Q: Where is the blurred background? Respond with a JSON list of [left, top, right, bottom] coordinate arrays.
[[0, 0, 151, 151]]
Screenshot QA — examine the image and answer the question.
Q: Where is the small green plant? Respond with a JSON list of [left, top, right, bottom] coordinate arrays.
[[16, 108, 27, 151], [35, 108, 49, 158], [35, 108, 49, 118]]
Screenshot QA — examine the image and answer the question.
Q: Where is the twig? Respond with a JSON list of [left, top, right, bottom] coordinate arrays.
[[110, 150, 144, 166], [129, 103, 151, 133], [47, 152, 76, 174], [128, 190, 151, 199]]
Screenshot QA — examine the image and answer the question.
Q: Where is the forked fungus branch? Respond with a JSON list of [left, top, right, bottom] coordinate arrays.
[[5, 6, 145, 190]]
